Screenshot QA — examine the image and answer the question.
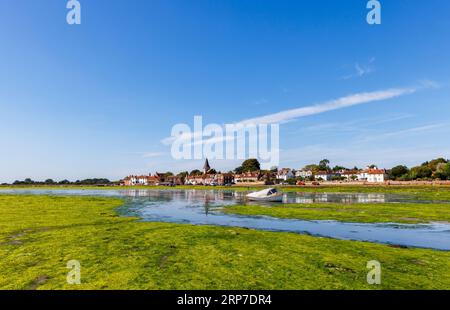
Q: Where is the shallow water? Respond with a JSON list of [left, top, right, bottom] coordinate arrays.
[[1, 188, 450, 250]]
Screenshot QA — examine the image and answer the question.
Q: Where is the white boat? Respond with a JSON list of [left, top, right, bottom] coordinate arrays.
[[246, 188, 283, 202]]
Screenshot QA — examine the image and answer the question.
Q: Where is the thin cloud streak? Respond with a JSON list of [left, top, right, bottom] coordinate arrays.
[[141, 152, 165, 158], [341, 57, 376, 80], [239, 87, 416, 125], [358, 123, 449, 143], [161, 86, 418, 146]]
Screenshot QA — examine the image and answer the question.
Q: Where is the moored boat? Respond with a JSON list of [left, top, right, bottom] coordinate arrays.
[[246, 188, 283, 202]]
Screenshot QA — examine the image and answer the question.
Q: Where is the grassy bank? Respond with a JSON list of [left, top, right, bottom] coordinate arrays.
[[1, 195, 450, 289], [224, 203, 450, 224]]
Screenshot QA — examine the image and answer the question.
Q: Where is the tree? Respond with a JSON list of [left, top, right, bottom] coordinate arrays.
[[190, 170, 202, 176], [44, 179, 55, 185], [208, 169, 217, 174], [242, 158, 261, 172], [75, 178, 111, 185], [59, 179, 71, 185], [319, 159, 330, 170], [165, 172, 174, 176], [435, 162, 450, 180], [443, 163, 450, 180], [390, 165, 409, 180], [177, 171, 189, 178], [270, 166, 278, 173], [410, 166, 432, 179], [332, 165, 346, 172], [234, 166, 244, 174], [427, 158, 448, 171], [304, 164, 320, 173], [236, 158, 261, 173]]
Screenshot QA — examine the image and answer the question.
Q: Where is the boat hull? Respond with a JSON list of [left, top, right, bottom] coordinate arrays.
[[247, 194, 283, 202]]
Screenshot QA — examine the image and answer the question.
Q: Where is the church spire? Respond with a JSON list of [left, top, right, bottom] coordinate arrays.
[[203, 158, 211, 174]]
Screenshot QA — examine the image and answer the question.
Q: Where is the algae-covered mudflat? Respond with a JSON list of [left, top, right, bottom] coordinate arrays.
[[224, 202, 450, 224], [1, 190, 450, 290]]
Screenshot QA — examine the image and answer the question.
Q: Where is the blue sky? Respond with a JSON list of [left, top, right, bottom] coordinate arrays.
[[1, 0, 450, 182]]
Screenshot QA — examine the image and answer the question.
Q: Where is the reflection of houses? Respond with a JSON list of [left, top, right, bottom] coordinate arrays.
[[356, 194, 386, 203], [276, 168, 294, 181]]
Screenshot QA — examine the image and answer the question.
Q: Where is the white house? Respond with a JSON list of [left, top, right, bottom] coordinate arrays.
[[123, 175, 151, 186], [357, 166, 387, 183], [295, 169, 313, 179], [367, 169, 387, 183], [341, 170, 359, 181], [315, 171, 334, 181], [277, 168, 295, 181], [234, 172, 261, 183]]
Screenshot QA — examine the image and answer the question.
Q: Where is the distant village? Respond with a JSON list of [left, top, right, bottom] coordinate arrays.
[[121, 158, 391, 187], [4, 157, 449, 187]]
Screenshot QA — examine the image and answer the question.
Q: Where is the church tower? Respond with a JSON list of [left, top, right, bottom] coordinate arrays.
[[203, 158, 211, 174]]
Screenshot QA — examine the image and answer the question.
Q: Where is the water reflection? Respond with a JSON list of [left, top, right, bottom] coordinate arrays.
[[116, 189, 428, 205], [1, 188, 450, 250], [289, 193, 388, 204]]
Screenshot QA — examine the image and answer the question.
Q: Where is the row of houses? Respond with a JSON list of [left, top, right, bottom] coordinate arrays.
[[184, 173, 234, 186], [122, 173, 184, 186], [122, 160, 388, 186], [295, 167, 388, 183]]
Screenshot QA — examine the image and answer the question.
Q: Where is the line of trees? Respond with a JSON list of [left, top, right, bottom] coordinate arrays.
[[298, 157, 450, 181], [389, 158, 450, 181], [162, 157, 450, 182], [8, 178, 113, 186], [3, 157, 450, 186]]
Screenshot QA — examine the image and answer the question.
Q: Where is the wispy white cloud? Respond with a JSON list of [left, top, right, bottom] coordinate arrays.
[[419, 79, 441, 89], [341, 58, 376, 80], [161, 83, 432, 147], [289, 114, 414, 135], [252, 98, 269, 106], [358, 123, 449, 143], [280, 144, 450, 169], [239, 87, 416, 125], [141, 152, 165, 158]]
